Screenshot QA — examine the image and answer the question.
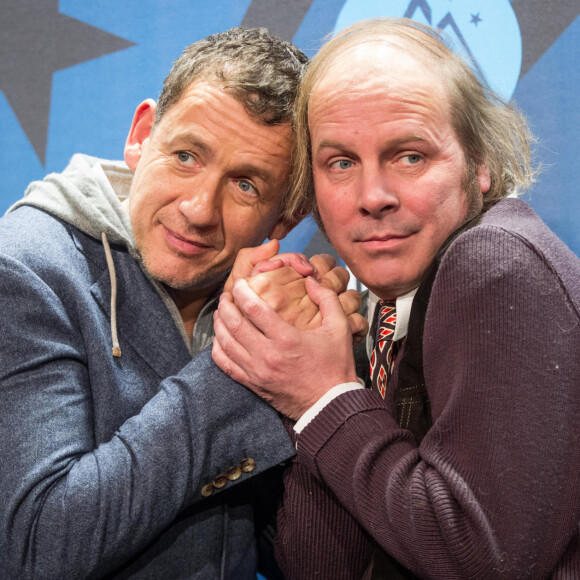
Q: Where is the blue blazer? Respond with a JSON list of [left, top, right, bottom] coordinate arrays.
[[0, 206, 294, 579]]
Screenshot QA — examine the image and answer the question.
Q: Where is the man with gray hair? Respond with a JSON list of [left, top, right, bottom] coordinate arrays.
[[0, 26, 361, 579], [213, 18, 580, 579]]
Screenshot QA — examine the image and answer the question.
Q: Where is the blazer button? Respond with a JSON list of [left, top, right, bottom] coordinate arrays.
[[240, 457, 256, 473], [201, 483, 214, 497], [213, 474, 228, 488], [226, 466, 242, 481]]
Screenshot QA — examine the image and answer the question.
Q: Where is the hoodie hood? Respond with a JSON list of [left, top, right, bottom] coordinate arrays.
[[7, 154, 136, 253], [7, 154, 142, 358], [7, 153, 217, 357]]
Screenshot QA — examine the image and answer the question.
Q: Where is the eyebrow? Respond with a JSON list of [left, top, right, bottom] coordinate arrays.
[[314, 139, 347, 152], [172, 135, 213, 157], [234, 163, 275, 185], [385, 135, 430, 148], [316, 135, 428, 150]]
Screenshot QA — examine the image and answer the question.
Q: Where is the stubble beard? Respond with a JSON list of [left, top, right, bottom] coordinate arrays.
[[139, 249, 229, 297]]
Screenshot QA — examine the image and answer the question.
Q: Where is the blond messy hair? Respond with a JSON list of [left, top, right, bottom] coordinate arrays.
[[286, 17, 538, 222]]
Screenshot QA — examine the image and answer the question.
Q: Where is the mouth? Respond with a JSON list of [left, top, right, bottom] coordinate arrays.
[[163, 226, 215, 256], [358, 233, 412, 251]]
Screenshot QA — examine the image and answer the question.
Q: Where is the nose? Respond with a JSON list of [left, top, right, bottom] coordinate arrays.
[[357, 165, 399, 217], [177, 176, 221, 229]]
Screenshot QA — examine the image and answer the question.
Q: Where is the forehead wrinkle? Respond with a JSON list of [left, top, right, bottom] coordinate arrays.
[[309, 71, 452, 151], [161, 81, 253, 139], [310, 40, 450, 112], [312, 74, 447, 112]]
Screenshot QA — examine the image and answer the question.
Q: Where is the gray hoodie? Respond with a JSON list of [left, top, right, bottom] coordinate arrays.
[[9, 153, 217, 355]]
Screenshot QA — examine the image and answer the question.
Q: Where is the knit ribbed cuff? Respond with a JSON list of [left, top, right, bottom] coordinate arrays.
[[296, 389, 393, 479]]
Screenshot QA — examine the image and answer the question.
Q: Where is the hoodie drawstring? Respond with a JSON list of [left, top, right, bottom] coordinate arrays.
[[101, 232, 122, 357]]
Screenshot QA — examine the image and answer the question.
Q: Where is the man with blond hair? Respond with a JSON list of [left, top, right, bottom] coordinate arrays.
[[213, 18, 580, 579]]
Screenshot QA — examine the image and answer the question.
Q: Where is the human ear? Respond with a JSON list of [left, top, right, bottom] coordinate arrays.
[[478, 164, 491, 194], [124, 99, 156, 170], [268, 217, 299, 241]]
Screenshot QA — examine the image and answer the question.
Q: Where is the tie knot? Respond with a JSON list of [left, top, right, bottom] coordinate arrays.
[[379, 299, 396, 311]]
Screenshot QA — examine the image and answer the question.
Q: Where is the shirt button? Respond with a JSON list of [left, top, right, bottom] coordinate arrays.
[[226, 466, 242, 481], [213, 474, 228, 488], [241, 457, 256, 473], [201, 483, 214, 497]]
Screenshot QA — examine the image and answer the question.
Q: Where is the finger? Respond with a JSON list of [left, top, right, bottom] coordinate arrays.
[[309, 254, 336, 278], [213, 298, 267, 379], [347, 313, 369, 344], [304, 277, 359, 384], [231, 278, 292, 339], [211, 336, 253, 387], [224, 240, 281, 292], [250, 258, 285, 275], [319, 266, 350, 294], [337, 289, 362, 317], [214, 297, 249, 353], [216, 290, 265, 345], [304, 276, 350, 327], [256, 252, 314, 278], [220, 291, 234, 304], [248, 266, 304, 297]]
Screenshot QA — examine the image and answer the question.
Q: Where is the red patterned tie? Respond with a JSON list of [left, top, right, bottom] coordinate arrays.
[[370, 300, 397, 399]]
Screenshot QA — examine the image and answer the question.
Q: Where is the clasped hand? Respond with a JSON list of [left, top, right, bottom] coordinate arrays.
[[212, 240, 368, 420]]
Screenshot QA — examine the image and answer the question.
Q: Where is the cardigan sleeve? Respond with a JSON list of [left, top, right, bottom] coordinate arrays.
[[274, 413, 373, 579], [291, 225, 580, 579]]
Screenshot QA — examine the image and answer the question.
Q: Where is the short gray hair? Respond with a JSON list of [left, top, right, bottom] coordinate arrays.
[[155, 27, 310, 223], [156, 26, 308, 126]]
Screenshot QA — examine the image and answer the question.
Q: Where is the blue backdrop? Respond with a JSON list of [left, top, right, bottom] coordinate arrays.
[[1, 0, 579, 260]]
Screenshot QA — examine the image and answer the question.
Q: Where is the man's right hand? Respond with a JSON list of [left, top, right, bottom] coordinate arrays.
[[223, 239, 315, 293], [248, 255, 366, 339], [226, 242, 368, 340]]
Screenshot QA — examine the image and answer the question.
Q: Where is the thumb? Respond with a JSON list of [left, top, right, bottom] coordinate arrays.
[[305, 276, 348, 325], [224, 240, 280, 293]]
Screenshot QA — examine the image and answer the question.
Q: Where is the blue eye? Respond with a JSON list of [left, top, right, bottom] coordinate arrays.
[[177, 151, 194, 163], [406, 154, 421, 164], [238, 180, 254, 193], [332, 159, 352, 170]]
